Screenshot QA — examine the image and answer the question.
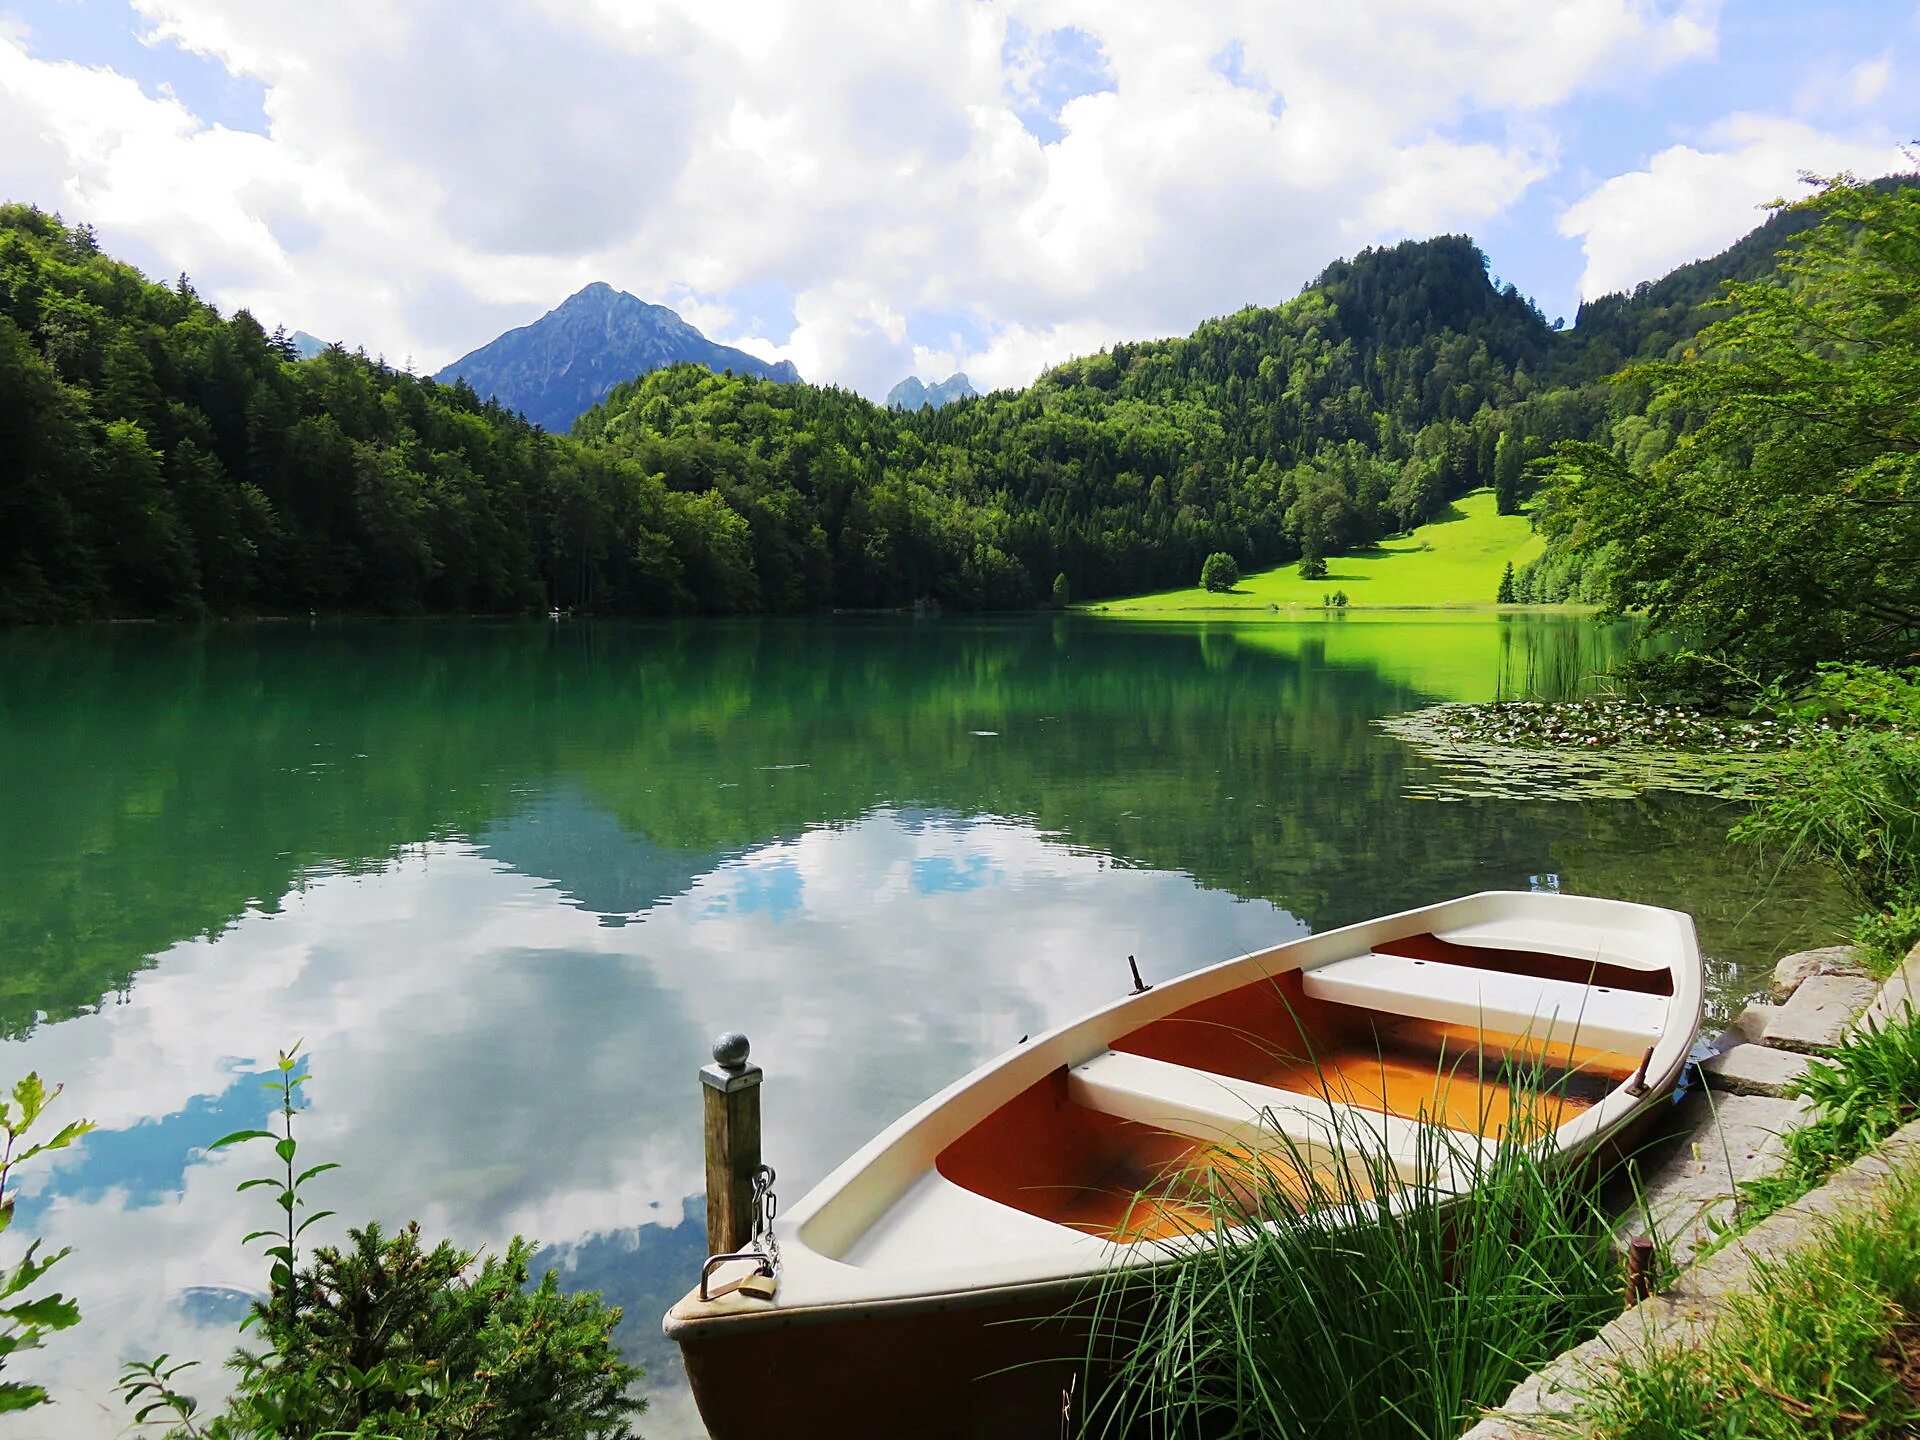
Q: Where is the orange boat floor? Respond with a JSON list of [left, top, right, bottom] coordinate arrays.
[[937, 1071, 1376, 1244], [1225, 1015, 1640, 1137], [939, 959, 1651, 1242], [1113, 969, 1645, 1137], [956, 1115, 1368, 1243]]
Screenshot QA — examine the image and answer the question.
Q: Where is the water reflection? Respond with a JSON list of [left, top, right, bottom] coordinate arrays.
[[2, 818, 1306, 1433], [0, 616, 1847, 1436]]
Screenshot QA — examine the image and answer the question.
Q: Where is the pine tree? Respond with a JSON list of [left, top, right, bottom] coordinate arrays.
[[1496, 561, 1516, 604], [1494, 433, 1524, 515]]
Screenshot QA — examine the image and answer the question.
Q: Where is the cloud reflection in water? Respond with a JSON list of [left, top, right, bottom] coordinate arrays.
[[0, 807, 1303, 1436]]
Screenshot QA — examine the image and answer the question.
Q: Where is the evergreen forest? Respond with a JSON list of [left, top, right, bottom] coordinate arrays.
[[0, 186, 1899, 624]]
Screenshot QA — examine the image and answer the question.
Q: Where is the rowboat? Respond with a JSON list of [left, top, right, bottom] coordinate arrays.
[[665, 891, 1703, 1438]]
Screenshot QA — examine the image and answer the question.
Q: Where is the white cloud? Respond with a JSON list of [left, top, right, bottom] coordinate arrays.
[[1558, 113, 1910, 301], [0, 0, 1855, 398], [1848, 54, 1893, 107]]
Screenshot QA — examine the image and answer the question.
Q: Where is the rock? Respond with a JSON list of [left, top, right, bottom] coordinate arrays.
[[1729, 1001, 1782, 1044], [1701, 1044, 1814, 1098], [1860, 941, 1920, 1032], [1770, 945, 1867, 1003], [1763, 973, 1882, 1053]]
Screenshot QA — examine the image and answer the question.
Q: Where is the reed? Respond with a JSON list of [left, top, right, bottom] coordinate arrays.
[[1075, 1055, 1631, 1440]]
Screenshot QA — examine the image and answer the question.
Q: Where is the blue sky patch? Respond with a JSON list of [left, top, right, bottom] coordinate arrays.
[[1004, 22, 1114, 145], [10, 1065, 280, 1225], [6, 0, 269, 135], [911, 853, 1000, 895], [703, 858, 805, 921]]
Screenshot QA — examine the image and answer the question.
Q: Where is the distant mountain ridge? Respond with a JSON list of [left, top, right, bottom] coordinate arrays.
[[435, 283, 800, 431], [886, 372, 978, 410], [288, 330, 329, 359]]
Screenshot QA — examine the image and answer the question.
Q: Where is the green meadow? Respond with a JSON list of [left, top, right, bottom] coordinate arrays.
[[1088, 488, 1547, 613]]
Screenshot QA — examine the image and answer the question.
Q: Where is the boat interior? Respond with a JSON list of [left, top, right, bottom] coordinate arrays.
[[934, 933, 1668, 1245]]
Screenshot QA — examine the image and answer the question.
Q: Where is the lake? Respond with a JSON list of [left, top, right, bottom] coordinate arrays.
[[0, 614, 1845, 1435]]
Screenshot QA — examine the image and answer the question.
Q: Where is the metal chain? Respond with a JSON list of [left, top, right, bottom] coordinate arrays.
[[750, 1163, 780, 1273]]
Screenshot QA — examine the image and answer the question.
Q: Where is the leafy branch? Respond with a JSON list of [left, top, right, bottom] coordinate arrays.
[[0, 1073, 94, 1415]]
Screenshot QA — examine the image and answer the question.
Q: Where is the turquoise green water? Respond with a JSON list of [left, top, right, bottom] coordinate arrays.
[[0, 616, 1844, 1435]]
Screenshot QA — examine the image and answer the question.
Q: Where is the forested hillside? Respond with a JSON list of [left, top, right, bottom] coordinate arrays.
[[2, 188, 1901, 622]]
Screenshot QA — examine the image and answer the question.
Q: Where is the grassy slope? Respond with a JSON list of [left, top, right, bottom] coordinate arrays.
[[1089, 488, 1547, 613], [1580, 1162, 1920, 1438]]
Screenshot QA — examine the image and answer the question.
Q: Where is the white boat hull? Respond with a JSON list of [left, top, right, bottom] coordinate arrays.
[[666, 891, 1704, 1438]]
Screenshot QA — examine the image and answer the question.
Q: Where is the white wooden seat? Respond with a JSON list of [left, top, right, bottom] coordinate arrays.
[[1065, 1049, 1481, 1189], [1300, 951, 1665, 1053]]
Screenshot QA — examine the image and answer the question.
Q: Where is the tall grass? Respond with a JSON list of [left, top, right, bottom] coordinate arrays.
[[1076, 1082, 1632, 1440]]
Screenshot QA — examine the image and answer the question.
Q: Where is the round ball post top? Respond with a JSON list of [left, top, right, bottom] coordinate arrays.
[[712, 1031, 751, 1072]]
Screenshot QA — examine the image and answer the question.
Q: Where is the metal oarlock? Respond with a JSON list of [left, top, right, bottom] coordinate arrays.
[[1127, 954, 1152, 995], [1625, 1045, 1656, 1097]]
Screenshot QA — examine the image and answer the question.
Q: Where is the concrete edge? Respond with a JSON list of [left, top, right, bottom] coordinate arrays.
[[1462, 945, 1920, 1440], [1463, 1115, 1920, 1438]]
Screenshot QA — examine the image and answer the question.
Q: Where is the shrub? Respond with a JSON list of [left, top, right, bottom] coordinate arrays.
[[1200, 552, 1240, 592], [1854, 900, 1920, 976], [221, 1222, 644, 1440], [1051, 572, 1070, 607], [1608, 651, 1758, 711], [1730, 1005, 1920, 1229], [1298, 555, 1328, 581], [121, 1047, 644, 1439], [1732, 665, 1920, 913]]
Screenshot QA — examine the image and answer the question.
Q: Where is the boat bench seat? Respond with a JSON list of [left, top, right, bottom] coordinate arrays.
[[1301, 951, 1665, 1054], [1066, 1050, 1483, 1190]]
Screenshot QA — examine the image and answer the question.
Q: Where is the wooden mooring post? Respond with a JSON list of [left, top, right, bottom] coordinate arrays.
[[701, 1031, 763, 1255], [1626, 1234, 1657, 1303]]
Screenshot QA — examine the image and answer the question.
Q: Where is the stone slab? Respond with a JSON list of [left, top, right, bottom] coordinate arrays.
[[1770, 944, 1866, 1003], [1615, 1091, 1810, 1270], [1700, 1043, 1814, 1098], [1727, 1001, 1780, 1044], [1762, 972, 1882, 1053], [1859, 941, 1920, 1031]]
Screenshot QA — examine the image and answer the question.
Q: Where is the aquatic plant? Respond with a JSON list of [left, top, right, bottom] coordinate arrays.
[[1407, 699, 1801, 752], [1375, 702, 1785, 802]]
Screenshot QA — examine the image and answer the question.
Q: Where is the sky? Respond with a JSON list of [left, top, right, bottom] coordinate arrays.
[[0, 1, 1913, 399]]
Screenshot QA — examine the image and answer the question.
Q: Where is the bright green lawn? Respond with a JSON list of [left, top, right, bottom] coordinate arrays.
[[1088, 488, 1546, 613]]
